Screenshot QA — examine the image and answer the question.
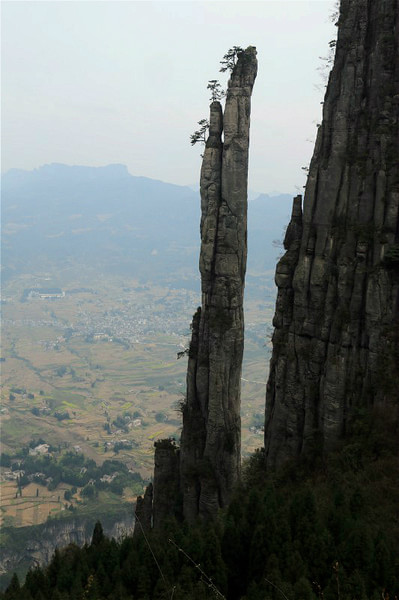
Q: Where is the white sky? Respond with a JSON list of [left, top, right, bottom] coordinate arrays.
[[2, 1, 336, 194]]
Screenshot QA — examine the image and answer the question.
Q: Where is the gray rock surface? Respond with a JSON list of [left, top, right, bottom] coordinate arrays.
[[0, 512, 133, 586], [152, 440, 180, 529], [133, 47, 257, 529], [180, 47, 258, 520], [133, 483, 153, 540], [264, 0, 399, 469]]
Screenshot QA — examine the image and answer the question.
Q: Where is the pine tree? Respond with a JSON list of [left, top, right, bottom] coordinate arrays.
[[3, 574, 20, 600], [190, 119, 209, 146], [219, 47, 244, 72], [207, 80, 225, 102], [91, 521, 105, 546]]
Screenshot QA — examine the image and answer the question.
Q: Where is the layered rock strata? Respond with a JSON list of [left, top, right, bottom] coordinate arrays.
[[180, 47, 257, 521], [265, 0, 399, 469]]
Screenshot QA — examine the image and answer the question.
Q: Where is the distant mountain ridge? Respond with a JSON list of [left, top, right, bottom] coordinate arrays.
[[2, 163, 292, 291]]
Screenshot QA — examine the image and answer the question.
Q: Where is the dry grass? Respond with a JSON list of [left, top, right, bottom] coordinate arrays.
[[1, 274, 270, 476], [0, 481, 72, 527]]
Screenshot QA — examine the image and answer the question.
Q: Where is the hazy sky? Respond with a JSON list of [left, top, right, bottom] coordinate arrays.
[[2, 1, 336, 194]]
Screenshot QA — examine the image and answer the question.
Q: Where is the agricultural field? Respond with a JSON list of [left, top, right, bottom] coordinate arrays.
[[0, 447, 144, 530], [1, 270, 274, 527], [1, 481, 71, 528]]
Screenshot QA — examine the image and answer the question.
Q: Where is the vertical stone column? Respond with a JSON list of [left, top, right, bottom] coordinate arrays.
[[152, 439, 180, 529], [180, 47, 257, 521], [133, 483, 153, 541]]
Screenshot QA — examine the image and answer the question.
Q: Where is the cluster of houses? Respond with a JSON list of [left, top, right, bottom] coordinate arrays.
[[249, 425, 264, 435], [29, 443, 50, 456], [1, 469, 53, 486], [27, 288, 65, 299]]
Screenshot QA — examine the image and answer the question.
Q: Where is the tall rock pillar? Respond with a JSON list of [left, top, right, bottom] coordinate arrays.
[[180, 47, 257, 521], [265, 0, 399, 469]]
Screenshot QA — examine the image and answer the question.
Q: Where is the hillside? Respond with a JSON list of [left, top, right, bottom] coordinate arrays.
[[2, 163, 292, 293], [1, 165, 292, 587], [2, 428, 398, 599], [2, 0, 398, 596]]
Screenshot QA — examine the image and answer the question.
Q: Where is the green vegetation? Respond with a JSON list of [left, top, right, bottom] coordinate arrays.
[[190, 119, 210, 146], [0, 504, 133, 593], [1, 272, 270, 473], [384, 244, 399, 266], [3, 410, 398, 599], [190, 47, 246, 148], [207, 79, 225, 102], [219, 46, 244, 72], [2, 444, 144, 497]]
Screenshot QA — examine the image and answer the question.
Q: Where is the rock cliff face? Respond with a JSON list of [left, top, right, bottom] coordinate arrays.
[[179, 47, 257, 521], [265, 0, 399, 469], [152, 440, 180, 528], [133, 483, 153, 541], [0, 512, 133, 586]]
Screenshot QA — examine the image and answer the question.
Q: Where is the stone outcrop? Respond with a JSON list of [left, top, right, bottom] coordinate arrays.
[[0, 512, 133, 585], [133, 47, 258, 531], [134, 441, 180, 534], [265, 0, 399, 469], [180, 47, 257, 521], [152, 440, 180, 529], [133, 483, 153, 540]]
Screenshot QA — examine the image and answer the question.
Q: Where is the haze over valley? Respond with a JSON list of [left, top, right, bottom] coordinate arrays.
[[1, 163, 291, 579], [2, 0, 399, 596]]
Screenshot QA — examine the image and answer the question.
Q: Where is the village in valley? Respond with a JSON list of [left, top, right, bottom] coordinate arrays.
[[0, 272, 271, 532]]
